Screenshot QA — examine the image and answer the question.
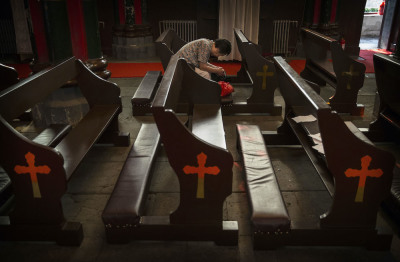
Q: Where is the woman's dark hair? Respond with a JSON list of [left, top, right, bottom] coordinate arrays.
[[215, 39, 232, 55]]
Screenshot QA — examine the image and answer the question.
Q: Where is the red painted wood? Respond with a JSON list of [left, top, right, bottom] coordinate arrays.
[[28, 0, 49, 63], [313, 0, 321, 25], [134, 0, 142, 24], [118, 0, 126, 25], [330, 0, 338, 23], [66, 0, 88, 60]]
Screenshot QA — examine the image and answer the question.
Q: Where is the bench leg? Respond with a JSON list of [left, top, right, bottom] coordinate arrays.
[[263, 117, 300, 145], [97, 117, 130, 146]]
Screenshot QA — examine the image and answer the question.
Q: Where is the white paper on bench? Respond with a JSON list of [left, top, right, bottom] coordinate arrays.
[[292, 114, 317, 123], [309, 133, 322, 144], [312, 143, 325, 155]]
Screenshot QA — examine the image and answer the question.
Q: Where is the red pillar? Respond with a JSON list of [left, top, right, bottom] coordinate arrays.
[[118, 0, 126, 25], [330, 0, 338, 24], [66, 0, 88, 60], [134, 0, 142, 24], [312, 0, 321, 27], [28, 0, 49, 63]]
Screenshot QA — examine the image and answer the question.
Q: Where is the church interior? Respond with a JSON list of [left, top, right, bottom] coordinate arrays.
[[1, 0, 400, 261]]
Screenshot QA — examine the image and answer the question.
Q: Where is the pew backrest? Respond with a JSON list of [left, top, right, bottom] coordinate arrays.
[[0, 63, 19, 92], [0, 57, 120, 123], [273, 55, 395, 229], [155, 29, 187, 71], [274, 56, 329, 116], [373, 53, 400, 116], [152, 54, 220, 111]]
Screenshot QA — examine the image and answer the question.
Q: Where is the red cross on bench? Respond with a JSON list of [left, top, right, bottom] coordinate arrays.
[[345, 155, 383, 202], [183, 152, 220, 199], [256, 65, 274, 90], [341, 64, 360, 90], [14, 152, 51, 198]]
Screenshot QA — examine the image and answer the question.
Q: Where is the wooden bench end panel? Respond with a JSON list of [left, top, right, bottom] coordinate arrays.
[[0, 115, 67, 225], [76, 60, 121, 107], [154, 109, 233, 224], [317, 109, 395, 229]]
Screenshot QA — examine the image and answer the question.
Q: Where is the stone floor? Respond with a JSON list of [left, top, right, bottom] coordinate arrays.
[[0, 62, 400, 262]]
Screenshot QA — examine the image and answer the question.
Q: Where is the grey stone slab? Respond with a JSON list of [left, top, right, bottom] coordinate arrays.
[[0, 242, 77, 262], [282, 191, 332, 229], [149, 161, 180, 193], [239, 236, 259, 262], [268, 147, 327, 191], [185, 241, 239, 261], [143, 192, 180, 216], [232, 161, 246, 193], [97, 241, 187, 262], [110, 77, 143, 97], [67, 161, 123, 194], [84, 144, 132, 162], [271, 246, 397, 262], [224, 192, 252, 236]]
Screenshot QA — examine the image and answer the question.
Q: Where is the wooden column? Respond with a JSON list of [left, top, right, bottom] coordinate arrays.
[[303, 0, 315, 28], [66, 0, 88, 61], [134, 0, 142, 24], [312, 0, 321, 29], [81, 0, 110, 79], [338, 0, 366, 56], [125, 0, 135, 25], [42, 0, 73, 62], [28, 0, 50, 64], [319, 0, 332, 32]]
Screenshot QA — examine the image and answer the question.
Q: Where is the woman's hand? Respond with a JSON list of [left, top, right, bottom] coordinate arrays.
[[215, 67, 226, 76]]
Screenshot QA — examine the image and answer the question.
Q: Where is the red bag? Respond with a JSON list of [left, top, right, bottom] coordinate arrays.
[[218, 81, 234, 97]]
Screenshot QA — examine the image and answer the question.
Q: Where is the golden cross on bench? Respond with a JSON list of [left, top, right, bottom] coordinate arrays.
[[14, 152, 51, 198], [256, 65, 274, 90], [345, 155, 383, 202], [183, 152, 220, 199], [341, 64, 359, 90]]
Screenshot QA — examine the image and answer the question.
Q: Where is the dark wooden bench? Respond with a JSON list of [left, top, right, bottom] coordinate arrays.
[[221, 28, 281, 115], [236, 55, 395, 250], [131, 29, 185, 116], [300, 28, 366, 116], [0, 63, 19, 92], [365, 53, 400, 232], [155, 28, 186, 71], [0, 57, 130, 246], [102, 53, 238, 245]]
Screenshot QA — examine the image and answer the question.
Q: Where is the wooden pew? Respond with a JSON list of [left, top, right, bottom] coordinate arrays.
[[0, 63, 19, 92], [155, 28, 186, 71], [365, 53, 400, 231], [0, 57, 130, 246], [0, 64, 24, 209], [236, 55, 395, 250], [102, 54, 238, 245], [131, 29, 185, 116], [300, 28, 366, 116], [366, 53, 400, 143], [220, 28, 281, 115]]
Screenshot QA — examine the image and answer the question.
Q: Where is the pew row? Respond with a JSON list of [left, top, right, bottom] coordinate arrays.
[[131, 29, 185, 116], [133, 28, 280, 116], [300, 28, 366, 116], [236, 56, 394, 249], [365, 53, 400, 231], [0, 57, 130, 246], [103, 54, 238, 245]]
